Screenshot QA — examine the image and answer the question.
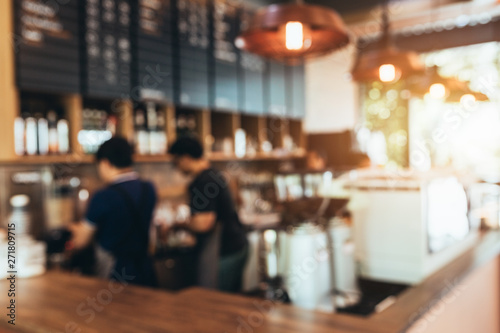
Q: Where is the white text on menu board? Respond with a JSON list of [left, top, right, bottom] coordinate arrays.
[[213, 0, 237, 63], [140, 0, 166, 35], [239, 9, 265, 72], [178, 0, 209, 49], [86, 0, 131, 86], [20, 0, 67, 45]]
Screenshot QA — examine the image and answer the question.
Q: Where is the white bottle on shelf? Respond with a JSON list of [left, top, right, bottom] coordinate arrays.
[[47, 111, 59, 154], [25, 117, 38, 156], [156, 111, 168, 155], [57, 120, 70, 154], [14, 117, 25, 156], [37, 118, 49, 156], [147, 103, 158, 154], [135, 109, 150, 155]]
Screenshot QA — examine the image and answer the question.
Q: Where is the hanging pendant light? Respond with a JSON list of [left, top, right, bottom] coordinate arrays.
[[351, 2, 424, 83], [407, 66, 489, 103], [235, 0, 349, 63]]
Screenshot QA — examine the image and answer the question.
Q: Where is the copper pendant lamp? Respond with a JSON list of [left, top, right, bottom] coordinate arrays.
[[407, 66, 489, 103], [351, 2, 424, 83], [235, 0, 350, 63]]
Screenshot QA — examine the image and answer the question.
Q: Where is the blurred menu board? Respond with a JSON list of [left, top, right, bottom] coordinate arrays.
[[212, 0, 239, 111], [287, 64, 306, 119], [14, 0, 80, 93], [81, 0, 132, 98], [267, 61, 287, 116], [238, 8, 265, 115], [176, 0, 211, 108], [132, 0, 174, 102]]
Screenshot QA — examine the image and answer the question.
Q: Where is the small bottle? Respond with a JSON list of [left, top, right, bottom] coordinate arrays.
[[25, 117, 38, 156], [9, 195, 31, 237], [135, 109, 149, 155], [234, 128, 246, 158], [47, 111, 59, 154], [57, 120, 70, 154], [156, 111, 167, 155], [146, 103, 158, 154], [14, 117, 25, 156], [37, 116, 49, 156], [107, 115, 117, 136]]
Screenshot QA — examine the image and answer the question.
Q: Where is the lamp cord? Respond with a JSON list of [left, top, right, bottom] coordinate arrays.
[[381, 0, 391, 48]]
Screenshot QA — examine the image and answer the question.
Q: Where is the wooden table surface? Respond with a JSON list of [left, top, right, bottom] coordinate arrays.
[[1, 231, 499, 333]]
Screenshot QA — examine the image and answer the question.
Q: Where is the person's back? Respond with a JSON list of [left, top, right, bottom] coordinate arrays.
[[87, 176, 157, 286], [70, 137, 157, 287]]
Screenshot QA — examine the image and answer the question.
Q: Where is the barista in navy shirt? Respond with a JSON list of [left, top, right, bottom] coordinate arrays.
[[70, 138, 157, 287]]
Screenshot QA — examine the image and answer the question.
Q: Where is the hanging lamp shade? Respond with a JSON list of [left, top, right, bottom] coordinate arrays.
[[351, 45, 424, 82], [235, 3, 350, 63], [407, 66, 489, 103], [351, 3, 424, 83]]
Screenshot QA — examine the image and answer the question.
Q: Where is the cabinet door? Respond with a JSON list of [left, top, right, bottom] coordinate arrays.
[[267, 61, 287, 116], [239, 52, 265, 115], [289, 64, 306, 119]]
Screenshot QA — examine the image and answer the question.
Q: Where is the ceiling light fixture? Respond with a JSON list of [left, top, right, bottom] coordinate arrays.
[[235, 0, 349, 64], [407, 66, 489, 103], [351, 1, 424, 83]]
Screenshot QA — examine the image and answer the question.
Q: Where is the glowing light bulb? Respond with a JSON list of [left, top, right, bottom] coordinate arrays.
[[429, 83, 446, 99], [460, 94, 476, 106], [286, 21, 304, 50], [379, 64, 396, 82]]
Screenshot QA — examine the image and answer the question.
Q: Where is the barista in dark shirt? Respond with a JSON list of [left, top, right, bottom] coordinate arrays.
[[70, 138, 157, 287], [169, 137, 248, 292]]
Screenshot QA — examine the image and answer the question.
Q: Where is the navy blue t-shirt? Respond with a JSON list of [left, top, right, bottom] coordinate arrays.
[[86, 178, 157, 257]]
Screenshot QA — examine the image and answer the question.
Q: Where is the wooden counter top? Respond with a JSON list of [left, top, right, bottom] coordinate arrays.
[[1, 231, 500, 333]]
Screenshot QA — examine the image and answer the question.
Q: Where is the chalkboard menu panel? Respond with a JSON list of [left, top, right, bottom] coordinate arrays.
[[176, 0, 211, 108], [81, 0, 132, 99], [212, 0, 239, 111], [287, 64, 306, 119], [238, 8, 265, 115], [15, 0, 80, 93], [267, 61, 287, 116], [131, 0, 175, 102]]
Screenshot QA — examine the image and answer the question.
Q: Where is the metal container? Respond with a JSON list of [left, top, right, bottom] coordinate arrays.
[[327, 218, 360, 308], [278, 222, 331, 310]]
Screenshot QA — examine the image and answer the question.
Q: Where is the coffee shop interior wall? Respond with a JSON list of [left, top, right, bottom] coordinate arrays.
[[304, 45, 360, 168]]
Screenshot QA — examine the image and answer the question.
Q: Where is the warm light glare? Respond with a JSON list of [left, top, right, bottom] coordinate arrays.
[[460, 94, 476, 106], [379, 64, 396, 82], [286, 21, 304, 50], [429, 83, 446, 99]]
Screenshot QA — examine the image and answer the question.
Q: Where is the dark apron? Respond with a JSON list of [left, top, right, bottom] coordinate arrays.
[[196, 223, 222, 289]]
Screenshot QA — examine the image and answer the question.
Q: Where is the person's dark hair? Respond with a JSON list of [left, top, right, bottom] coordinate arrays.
[[96, 137, 134, 168], [168, 136, 203, 159]]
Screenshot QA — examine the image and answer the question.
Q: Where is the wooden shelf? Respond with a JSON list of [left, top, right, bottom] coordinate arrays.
[[0, 154, 93, 165], [207, 151, 306, 162], [133, 154, 173, 163], [0, 151, 306, 166]]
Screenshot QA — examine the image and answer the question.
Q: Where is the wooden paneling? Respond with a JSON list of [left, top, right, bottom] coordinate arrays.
[[62, 94, 83, 155], [0, 0, 17, 161]]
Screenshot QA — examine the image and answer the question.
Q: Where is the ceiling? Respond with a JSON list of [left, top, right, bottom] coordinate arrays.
[[248, 0, 473, 21], [250, 0, 387, 14]]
